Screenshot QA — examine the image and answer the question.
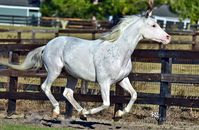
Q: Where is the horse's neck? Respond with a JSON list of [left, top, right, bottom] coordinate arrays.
[[115, 22, 143, 56]]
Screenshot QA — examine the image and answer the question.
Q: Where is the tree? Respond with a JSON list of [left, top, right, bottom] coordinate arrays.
[[40, 0, 153, 19], [41, 0, 92, 18], [40, 0, 57, 17], [40, 0, 199, 23], [168, 0, 199, 23]]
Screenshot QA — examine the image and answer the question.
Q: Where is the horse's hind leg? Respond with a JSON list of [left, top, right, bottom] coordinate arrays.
[[63, 76, 87, 120], [41, 62, 63, 119]]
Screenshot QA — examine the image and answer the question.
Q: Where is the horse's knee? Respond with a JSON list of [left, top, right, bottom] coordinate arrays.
[[130, 90, 137, 101], [41, 83, 46, 91], [41, 84, 51, 95], [63, 88, 73, 98], [103, 102, 110, 109]]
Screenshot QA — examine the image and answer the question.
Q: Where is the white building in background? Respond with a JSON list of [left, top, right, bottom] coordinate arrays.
[[152, 4, 190, 30], [0, 0, 41, 25]]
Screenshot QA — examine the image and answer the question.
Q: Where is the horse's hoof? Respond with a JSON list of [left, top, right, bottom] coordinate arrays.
[[80, 114, 87, 121], [52, 111, 59, 120], [113, 116, 122, 122], [113, 110, 123, 121], [115, 110, 124, 117]]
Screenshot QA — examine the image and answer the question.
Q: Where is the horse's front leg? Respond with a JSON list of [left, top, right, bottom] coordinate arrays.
[[115, 77, 137, 118], [82, 81, 111, 115]]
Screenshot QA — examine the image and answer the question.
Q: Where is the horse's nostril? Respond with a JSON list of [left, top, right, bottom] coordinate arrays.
[[166, 35, 170, 40]]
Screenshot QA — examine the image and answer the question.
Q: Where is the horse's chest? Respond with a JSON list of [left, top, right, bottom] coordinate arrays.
[[95, 45, 132, 83], [114, 60, 132, 81], [100, 58, 132, 83]]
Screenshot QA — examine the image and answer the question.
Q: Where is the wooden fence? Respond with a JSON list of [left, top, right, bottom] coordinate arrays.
[[1, 15, 199, 31], [0, 29, 198, 49], [0, 15, 112, 29], [0, 29, 199, 125]]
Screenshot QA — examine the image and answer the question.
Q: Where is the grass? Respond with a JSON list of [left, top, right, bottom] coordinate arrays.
[[0, 25, 58, 31], [0, 123, 73, 130]]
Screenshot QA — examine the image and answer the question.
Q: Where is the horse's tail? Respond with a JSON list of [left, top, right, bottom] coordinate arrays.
[[0, 46, 45, 71]]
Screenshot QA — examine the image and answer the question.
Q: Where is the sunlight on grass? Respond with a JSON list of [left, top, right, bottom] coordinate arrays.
[[172, 64, 199, 75], [172, 83, 199, 97], [133, 82, 160, 94], [132, 62, 161, 73]]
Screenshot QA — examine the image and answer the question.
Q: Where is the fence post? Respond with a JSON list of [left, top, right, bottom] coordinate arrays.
[[192, 31, 198, 50], [7, 32, 21, 116], [114, 83, 124, 117], [55, 30, 59, 37], [32, 30, 36, 44], [158, 57, 172, 125], [7, 52, 19, 116], [65, 100, 73, 118], [92, 32, 96, 40], [17, 31, 21, 43]]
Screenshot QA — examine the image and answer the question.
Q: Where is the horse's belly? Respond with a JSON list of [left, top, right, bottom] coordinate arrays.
[[64, 61, 96, 82], [63, 47, 96, 82]]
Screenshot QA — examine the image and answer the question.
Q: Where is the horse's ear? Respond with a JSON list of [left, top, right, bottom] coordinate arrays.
[[145, 0, 153, 18], [146, 10, 152, 18]]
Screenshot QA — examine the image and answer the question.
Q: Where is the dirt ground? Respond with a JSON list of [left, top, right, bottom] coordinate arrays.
[[0, 101, 199, 130], [0, 112, 198, 130]]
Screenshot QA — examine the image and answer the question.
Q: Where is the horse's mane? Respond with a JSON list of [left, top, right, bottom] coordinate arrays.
[[100, 15, 141, 42]]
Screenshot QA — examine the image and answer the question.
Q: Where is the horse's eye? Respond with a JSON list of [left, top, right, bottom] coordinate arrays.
[[152, 24, 156, 28]]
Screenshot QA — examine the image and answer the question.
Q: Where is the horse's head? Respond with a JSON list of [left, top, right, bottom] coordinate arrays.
[[140, 0, 170, 44], [140, 17, 171, 45]]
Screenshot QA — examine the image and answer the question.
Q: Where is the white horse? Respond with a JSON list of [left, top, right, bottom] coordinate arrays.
[[0, 15, 170, 120]]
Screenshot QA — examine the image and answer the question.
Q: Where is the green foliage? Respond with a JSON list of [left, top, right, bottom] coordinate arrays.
[[41, 0, 91, 18], [41, 0, 199, 22], [40, 0, 57, 17], [168, 0, 199, 23], [98, 0, 147, 17], [40, 0, 151, 19]]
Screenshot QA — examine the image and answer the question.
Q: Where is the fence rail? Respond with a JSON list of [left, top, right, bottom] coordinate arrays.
[[0, 15, 112, 29], [0, 29, 198, 48], [0, 15, 199, 31]]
